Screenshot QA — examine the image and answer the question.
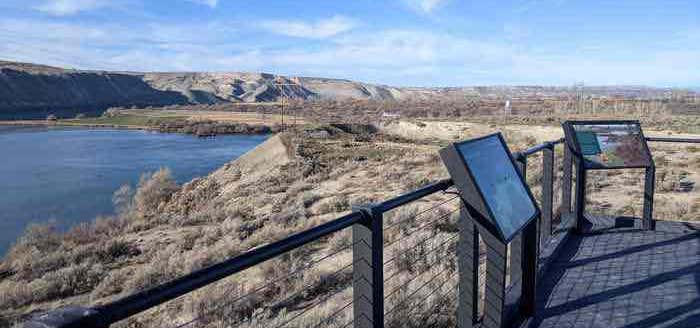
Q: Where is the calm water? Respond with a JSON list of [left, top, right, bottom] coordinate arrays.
[[0, 126, 268, 255]]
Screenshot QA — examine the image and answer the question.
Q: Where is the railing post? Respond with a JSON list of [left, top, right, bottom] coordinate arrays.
[[353, 204, 384, 328], [509, 154, 526, 289], [480, 228, 508, 328], [520, 220, 538, 317], [574, 160, 587, 233], [458, 203, 479, 328], [516, 153, 527, 182], [541, 144, 554, 247], [561, 144, 573, 217], [642, 166, 656, 230]]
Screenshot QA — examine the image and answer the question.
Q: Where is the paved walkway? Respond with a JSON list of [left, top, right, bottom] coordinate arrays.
[[526, 217, 700, 328]]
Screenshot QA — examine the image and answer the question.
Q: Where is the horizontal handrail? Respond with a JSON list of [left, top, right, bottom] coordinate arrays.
[[518, 138, 565, 158], [377, 178, 454, 212], [646, 136, 700, 143], [96, 211, 366, 324], [66, 178, 457, 326]]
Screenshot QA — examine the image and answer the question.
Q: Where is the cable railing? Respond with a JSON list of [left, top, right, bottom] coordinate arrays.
[[23, 135, 699, 328], [381, 193, 461, 328]]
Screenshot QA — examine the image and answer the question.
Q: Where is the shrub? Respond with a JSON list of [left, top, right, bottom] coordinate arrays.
[[98, 239, 138, 261], [318, 196, 350, 214], [327, 231, 351, 252], [301, 192, 322, 208], [92, 267, 131, 298], [134, 168, 179, 216], [0, 280, 33, 308], [112, 184, 134, 215], [13, 223, 61, 253], [127, 248, 180, 292], [29, 263, 104, 303], [395, 239, 428, 273]]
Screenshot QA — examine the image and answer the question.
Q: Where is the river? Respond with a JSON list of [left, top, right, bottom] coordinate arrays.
[[0, 125, 268, 256]]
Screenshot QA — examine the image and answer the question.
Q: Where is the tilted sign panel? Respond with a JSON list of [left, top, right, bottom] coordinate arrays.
[[570, 122, 652, 169], [456, 134, 538, 242]]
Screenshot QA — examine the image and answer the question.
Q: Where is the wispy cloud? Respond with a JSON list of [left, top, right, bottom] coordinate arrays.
[[186, 0, 218, 8], [402, 0, 449, 14], [0, 18, 241, 71], [5, 17, 700, 86], [36, 0, 108, 15], [259, 15, 357, 39], [3, 7, 700, 87]]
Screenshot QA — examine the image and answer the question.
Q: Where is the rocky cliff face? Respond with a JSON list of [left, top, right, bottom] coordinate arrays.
[[0, 62, 190, 119], [0, 61, 403, 119]]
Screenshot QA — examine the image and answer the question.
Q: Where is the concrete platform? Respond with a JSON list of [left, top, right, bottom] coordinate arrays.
[[523, 217, 700, 328]]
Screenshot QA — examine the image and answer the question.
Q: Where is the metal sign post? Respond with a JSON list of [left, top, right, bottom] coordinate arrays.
[[562, 120, 656, 232], [440, 133, 541, 328]]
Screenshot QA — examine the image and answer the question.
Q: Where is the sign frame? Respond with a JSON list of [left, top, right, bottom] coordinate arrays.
[[563, 120, 654, 170], [442, 132, 541, 243]]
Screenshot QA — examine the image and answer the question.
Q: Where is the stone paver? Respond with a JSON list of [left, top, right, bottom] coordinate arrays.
[[525, 217, 700, 328]]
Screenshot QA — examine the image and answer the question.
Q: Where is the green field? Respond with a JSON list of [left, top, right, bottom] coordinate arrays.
[[60, 114, 188, 127]]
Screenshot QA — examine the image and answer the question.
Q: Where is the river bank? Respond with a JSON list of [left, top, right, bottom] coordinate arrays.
[[0, 119, 161, 131], [0, 110, 282, 137]]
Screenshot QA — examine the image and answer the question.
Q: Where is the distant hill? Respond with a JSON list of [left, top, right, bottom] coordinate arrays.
[[0, 60, 696, 119]]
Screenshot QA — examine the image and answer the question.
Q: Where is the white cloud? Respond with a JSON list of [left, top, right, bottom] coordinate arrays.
[[402, 0, 449, 14], [259, 15, 357, 39], [186, 0, 218, 8], [262, 30, 517, 85], [2, 17, 699, 87], [36, 0, 108, 15], [0, 18, 243, 72]]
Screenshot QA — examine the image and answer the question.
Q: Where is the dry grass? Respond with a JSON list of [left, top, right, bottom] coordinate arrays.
[[2, 113, 700, 327], [0, 125, 451, 327]]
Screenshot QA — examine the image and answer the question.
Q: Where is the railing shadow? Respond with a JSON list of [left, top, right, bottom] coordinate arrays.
[[527, 220, 700, 328]]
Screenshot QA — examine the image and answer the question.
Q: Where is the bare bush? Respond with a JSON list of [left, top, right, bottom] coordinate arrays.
[[134, 168, 179, 217]]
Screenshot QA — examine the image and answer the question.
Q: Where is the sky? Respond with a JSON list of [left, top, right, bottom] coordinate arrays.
[[0, 0, 699, 87]]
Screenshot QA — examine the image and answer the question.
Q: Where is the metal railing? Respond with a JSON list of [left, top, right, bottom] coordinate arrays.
[[24, 135, 700, 328]]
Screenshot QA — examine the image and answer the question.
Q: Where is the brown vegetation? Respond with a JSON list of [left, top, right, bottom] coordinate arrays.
[[3, 107, 700, 327], [0, 126, 454, 327]]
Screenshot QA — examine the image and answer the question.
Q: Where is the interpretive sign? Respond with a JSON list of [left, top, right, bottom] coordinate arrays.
[[440, 133, 539, 242], [563, 121, 652, 169]]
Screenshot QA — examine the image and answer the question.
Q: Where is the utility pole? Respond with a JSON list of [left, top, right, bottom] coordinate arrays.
[[274, 79, 302, 131]]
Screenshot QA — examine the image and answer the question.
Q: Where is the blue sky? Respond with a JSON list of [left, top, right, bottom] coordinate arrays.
[[0, 0, 699, 87]]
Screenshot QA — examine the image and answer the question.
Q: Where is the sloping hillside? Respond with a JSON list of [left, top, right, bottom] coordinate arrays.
[[0, 62, 189, 119], [0, 61, 402, 119], [2, 60, 698, 120], [141, 72, 316, 103], [0, 125, 451, 327]]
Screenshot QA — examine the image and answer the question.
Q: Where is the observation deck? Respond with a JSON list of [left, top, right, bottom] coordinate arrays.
[[526, 216, 700, 328]]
